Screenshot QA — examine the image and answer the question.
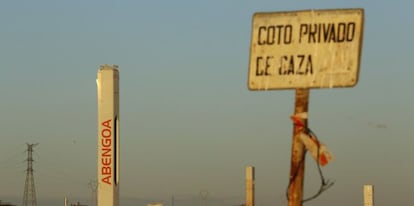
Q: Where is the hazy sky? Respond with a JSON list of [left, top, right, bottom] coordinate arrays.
[[0, 1, 413, 206]]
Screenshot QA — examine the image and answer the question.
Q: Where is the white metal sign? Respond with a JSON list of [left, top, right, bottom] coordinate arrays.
[[248, 9, 364, 90]]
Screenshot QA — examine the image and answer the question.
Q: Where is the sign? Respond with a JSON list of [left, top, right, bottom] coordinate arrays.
[[248, 9, 364, 90]]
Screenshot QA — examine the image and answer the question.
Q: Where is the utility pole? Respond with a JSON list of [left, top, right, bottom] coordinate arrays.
[[287, 89, 309, 206], [22, 143, 39, 206]]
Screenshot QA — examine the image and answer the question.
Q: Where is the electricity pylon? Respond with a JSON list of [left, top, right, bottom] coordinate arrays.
[[22, 143, 38, 206]]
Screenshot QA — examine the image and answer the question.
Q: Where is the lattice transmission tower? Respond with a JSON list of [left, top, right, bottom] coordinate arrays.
[[88, 180, 98, 206], [22, 143, 38, 206]]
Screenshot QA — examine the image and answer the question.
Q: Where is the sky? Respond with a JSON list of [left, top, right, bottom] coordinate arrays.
[[0, 1, 413, 206]]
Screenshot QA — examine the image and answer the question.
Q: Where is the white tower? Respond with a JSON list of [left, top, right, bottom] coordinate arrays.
[[97, 65, 120, 206], [363, 184, 374, 206]]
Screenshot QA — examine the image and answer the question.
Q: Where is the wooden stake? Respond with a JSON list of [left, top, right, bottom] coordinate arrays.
[[288, 88, 310, 206], [246, 166, 255, 206]]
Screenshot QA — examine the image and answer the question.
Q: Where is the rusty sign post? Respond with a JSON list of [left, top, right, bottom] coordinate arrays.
[[248, 9, 364, 206]]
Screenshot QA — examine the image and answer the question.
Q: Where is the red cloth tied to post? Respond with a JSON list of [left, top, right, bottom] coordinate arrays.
[[290, 112, 308, 128]]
